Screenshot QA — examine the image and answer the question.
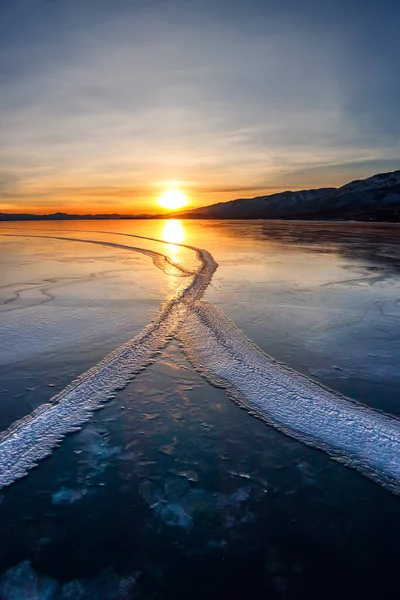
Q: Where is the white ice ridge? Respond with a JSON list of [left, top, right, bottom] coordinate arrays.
[[179, 301, 400, 495], [1, 231, 400, 495], [0, 234, 217, 489], [1, 233, 195, 278]]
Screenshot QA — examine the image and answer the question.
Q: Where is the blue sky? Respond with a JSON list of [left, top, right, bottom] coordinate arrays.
[[1, 0, 399, 212]]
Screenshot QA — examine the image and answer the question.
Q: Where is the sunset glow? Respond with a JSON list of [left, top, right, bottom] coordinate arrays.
[[1, 0, 398, 217], [158, 190, 189, 211]]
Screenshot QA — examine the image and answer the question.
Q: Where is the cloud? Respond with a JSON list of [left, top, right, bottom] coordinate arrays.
[[1, 0, 399, 212]]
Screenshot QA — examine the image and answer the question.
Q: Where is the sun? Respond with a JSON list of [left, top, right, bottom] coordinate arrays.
[[158, 189, 188, 211]]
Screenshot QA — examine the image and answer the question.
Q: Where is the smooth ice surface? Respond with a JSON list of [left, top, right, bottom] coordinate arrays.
[[0, 221, 399, 495], [0, 560, 138, 600], [0, 309, 399, 599], [0, 233, 172, 365], [0, 339, 398, 599], [0, 231, 216, 488]]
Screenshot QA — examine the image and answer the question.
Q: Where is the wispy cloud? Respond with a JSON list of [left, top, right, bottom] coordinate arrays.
[[1, 0, 399, 212]]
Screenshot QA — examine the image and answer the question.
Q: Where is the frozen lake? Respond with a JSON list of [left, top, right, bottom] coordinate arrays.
[[0, 219, 399, 599]]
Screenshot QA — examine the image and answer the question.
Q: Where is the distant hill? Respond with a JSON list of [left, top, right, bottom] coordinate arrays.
[[0, 212, 149, 222], [2, 169, 400, 222], [175, 170, 400, 221]]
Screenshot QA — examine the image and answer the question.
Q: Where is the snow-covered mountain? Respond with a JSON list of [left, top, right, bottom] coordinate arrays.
[[177, 170, 400, 221]]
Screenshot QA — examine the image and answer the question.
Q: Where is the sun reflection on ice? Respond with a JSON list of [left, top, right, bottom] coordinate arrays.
[[161, 220, 186, 260], [162, 220, 185, 245]]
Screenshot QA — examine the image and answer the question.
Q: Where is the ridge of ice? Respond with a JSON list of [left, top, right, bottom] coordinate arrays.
[[179, 301, 400, 494], [0, 234, 217, 489], [1, 231, 399, 495]]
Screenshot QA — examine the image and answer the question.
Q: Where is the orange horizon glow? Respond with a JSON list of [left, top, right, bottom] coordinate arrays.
[[0, 185, 303, 215], [2, 1, 396, 221]]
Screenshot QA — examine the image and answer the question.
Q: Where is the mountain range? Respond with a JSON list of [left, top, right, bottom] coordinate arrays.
[[1, 169, 400, 222], [174, 170, 400, 221]]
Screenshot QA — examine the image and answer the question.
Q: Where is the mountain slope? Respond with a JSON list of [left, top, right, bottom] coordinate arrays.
[[176, 170, 400, 221]]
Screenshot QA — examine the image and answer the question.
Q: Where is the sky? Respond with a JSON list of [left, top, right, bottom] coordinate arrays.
[[1, 0, 399, 214]]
